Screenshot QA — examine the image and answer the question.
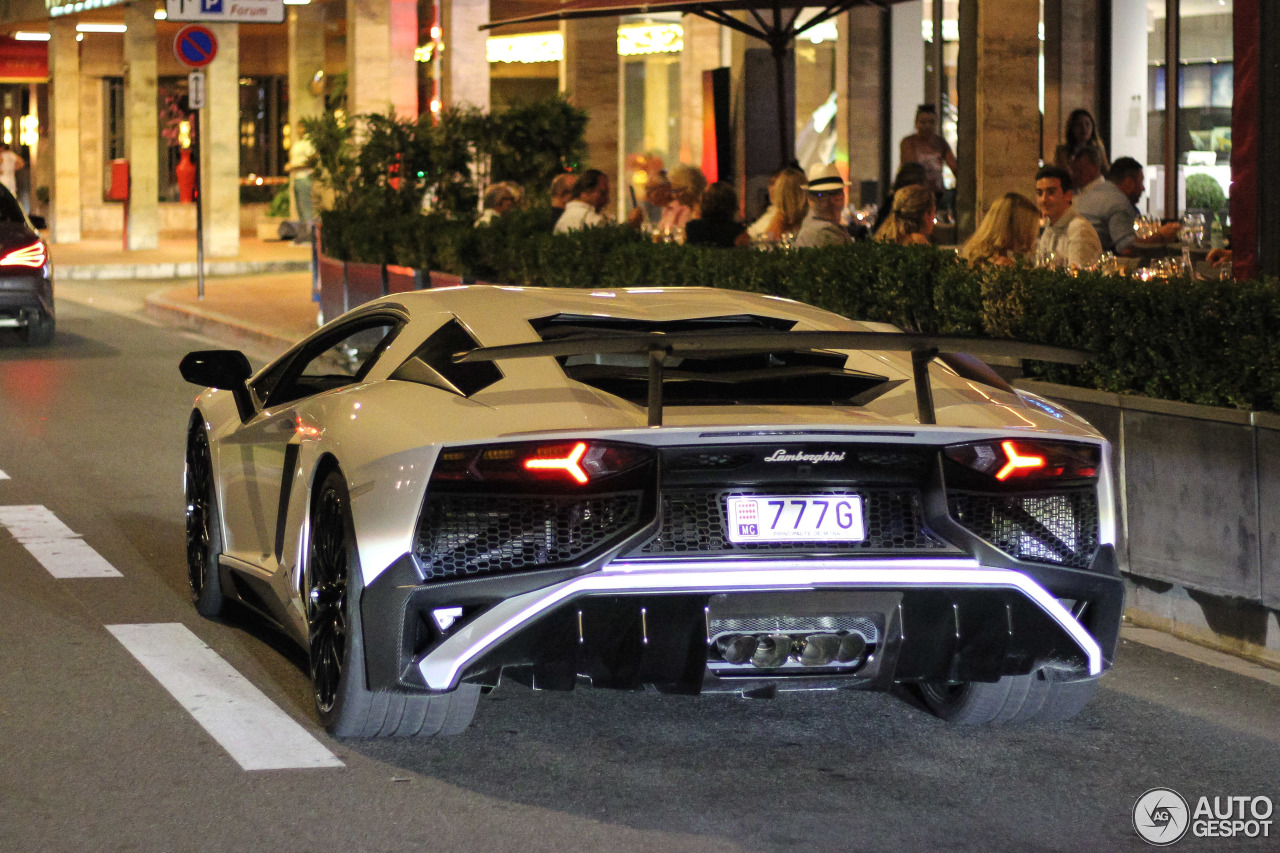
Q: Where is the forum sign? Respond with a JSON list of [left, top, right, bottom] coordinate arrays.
[[165, 0, 284, 24]]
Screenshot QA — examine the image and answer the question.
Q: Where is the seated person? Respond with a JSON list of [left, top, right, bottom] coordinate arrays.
[[554, 170, 612, 233], [960, 192, 1039, 266], [475, 182, 518, 227], [874, 184, 935, 246], [684, 183, 751, 248], [874, 161, 929, 232], [747, 166, 807, 243], [1074, 156, 1179, 255], [1033, 166, 1102, 267], [657, 164, 706, 236], [548, 172, 576, 225], [637, 172, 671, 229], [793, 163, 853, 248]]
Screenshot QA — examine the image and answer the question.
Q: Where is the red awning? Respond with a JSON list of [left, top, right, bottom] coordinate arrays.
[[0, 37, 48, 82]]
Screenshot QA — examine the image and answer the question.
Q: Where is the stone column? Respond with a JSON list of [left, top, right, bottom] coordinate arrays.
[[289, 3, 325, 219], [561, 18, 619, 194], [123, 3, 158, 250], [1043, 0, 1100, 163], [961, 0, 1040, 223], [840, 7, 888, 206], [347, 0, 418, 117], [678, 15, 720, 167], [48, 19, 80, 244], [442, 0, 489, 110], [202, 23, 240, 257]]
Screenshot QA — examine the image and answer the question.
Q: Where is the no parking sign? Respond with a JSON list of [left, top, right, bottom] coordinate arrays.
[[173, 24, 218, 69]]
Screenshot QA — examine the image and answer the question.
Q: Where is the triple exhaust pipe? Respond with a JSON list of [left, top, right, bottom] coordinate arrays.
[[714, 632, 869, 669]]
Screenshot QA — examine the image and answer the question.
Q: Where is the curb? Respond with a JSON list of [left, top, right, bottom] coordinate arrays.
[[145, 293, 303, 358], [59, 259, 311, 282]]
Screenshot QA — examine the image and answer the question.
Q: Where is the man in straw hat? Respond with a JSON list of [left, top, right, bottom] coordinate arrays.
[[793, 163, 853, 248]]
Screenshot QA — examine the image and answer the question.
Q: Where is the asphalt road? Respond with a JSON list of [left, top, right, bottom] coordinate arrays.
[[1, 294, 1279, 853]]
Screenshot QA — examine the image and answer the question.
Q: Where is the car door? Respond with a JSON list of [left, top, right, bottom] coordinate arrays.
[[218, 315, 402, 569]]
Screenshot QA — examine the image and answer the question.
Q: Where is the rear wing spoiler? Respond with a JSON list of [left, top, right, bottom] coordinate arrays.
[[456, 330, 1088, 427]]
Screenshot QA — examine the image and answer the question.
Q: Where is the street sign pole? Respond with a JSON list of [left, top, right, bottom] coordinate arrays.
[[195, 107, 205, 300], [175, 29, 215, 299]]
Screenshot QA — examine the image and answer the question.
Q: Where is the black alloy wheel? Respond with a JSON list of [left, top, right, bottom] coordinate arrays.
[[304, 468, 481, 737], [185, 422, 225, 616], [308, 476, 351, 715]]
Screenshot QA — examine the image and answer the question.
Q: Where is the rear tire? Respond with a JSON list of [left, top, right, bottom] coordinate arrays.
[[23, 310, 54, 347], [307, 468, 479, 737], [920, 670, 1098, 724], [185, 419, 226, 617]]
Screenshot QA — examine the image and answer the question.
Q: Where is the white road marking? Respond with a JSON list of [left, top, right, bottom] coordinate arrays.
[[0, 505, 122, 578], [0, 469, 9, 480], [107, 623, 343, 771]]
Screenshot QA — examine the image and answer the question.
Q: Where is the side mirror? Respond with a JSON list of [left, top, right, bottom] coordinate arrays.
[[29, 215, 47, 231], [180, 350, 255, 422]]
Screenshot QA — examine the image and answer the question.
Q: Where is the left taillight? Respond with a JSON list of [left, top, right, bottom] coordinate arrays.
[[431, 440, 654, 485], [0, 241, 46, 268], [944, 439, 1100, 483]]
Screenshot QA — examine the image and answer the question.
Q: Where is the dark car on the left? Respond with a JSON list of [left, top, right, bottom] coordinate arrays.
[[0, 183, 52, 346]]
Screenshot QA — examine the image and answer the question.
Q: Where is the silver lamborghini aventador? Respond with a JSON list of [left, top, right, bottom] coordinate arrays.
[[180, 285, 1123, 737]]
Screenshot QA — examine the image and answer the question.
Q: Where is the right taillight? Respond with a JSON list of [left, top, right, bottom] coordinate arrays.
[[945, 439, 1100, 483]]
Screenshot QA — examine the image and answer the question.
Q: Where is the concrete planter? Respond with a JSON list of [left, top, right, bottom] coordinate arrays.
[[1016, 379, 1276, 609]]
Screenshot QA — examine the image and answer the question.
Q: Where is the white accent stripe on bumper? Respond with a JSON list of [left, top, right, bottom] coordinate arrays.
[[417, 558, 1103, 690]]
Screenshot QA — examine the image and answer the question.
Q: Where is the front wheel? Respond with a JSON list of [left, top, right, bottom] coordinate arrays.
[[185, 420, 226, 617], [919, 671, 1099, 725], [306, 468, 479, 738]]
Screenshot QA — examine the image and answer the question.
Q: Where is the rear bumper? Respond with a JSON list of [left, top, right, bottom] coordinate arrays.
[[362, 550, 1124, 694], [0, 274, 54, 318]]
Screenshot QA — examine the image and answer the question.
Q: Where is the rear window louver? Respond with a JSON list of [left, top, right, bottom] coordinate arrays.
[[529, 313, 895, 408]]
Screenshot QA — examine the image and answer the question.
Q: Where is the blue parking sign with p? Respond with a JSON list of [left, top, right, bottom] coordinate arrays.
[[202, 0, 223, 10]]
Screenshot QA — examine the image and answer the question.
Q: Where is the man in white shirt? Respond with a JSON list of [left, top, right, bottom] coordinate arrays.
[[1034, 166, 1102, 268], [793, 163, 853, 248], [554, 170, 611, 233]]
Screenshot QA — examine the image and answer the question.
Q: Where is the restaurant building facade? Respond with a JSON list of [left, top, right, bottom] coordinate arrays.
[[0, 0, 1274, 275]]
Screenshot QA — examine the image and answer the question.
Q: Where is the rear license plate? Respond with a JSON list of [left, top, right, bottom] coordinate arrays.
[[725, 495, 865, 543]]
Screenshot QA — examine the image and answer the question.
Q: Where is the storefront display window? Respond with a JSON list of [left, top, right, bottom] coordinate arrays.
[[1114, 0, 1233, 221], [619, 16, 681, 208]]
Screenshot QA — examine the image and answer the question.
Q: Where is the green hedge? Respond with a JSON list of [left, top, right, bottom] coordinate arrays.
[[320, 208, 1280, 413]]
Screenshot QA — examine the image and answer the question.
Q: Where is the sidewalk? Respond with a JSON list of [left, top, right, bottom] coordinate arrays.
[[144, 273, 318, 355], [50, 235, 320, 355], [50, 236, 312, 281]]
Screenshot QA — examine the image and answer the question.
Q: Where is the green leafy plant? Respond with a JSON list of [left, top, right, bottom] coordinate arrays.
[[1185, 173, 1227, 213], [320, 210, 1280, 412], [267, 186, 291, 218]]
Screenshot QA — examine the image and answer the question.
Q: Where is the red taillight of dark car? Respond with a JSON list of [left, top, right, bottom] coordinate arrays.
[[944, 439, 1100, 483], [0, 241, 47, 268]]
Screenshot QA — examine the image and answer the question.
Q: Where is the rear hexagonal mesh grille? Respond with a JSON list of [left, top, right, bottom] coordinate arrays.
[[947, 489, 1099, 569], [637, 489, 949, 555], [417, 493, 643, 581]]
